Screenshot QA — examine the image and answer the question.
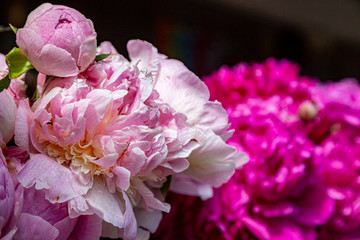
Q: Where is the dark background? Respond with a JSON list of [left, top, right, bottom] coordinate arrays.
[[1, 0, 359, 81]]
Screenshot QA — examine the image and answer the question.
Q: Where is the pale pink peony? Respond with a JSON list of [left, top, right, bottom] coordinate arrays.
[[16, 3, 97, 77], [13, 39, 243, 239]]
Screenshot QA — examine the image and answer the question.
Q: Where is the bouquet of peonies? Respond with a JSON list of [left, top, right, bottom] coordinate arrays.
[[0, 3, 247, 240], [153, 59, 360, 240]]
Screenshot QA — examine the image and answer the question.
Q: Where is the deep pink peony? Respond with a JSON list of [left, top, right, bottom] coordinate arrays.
[[13, 40, 244, 239], [154, 59, 360, 240], [306, 80, 360, 239], [203, 58, 315, 108], [16, 3, 97, 77]]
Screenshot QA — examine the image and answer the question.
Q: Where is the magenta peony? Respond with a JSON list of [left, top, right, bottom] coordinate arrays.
[[308, 80, 360, 239], [16, 3, 97, 77], [153, 59, 360, 240]]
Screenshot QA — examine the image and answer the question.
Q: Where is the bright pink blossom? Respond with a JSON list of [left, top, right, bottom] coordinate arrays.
[[306, 80, 360, 239], [203, 58, 316, 108], [16, 3, 97, 77], [153, 59, 339, 240]]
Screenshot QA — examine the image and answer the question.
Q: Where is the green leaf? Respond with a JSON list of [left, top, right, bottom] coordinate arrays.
[[0, 75, 11, 92], [95, 54, 110, 62], [160, 175, 172, 196], [9, 24, 18, 34], [24, 69, 39, 100], [6, 47, 33, 79]]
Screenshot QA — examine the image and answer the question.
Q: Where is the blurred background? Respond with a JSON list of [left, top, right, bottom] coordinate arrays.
[[0, 0, 359, 81]]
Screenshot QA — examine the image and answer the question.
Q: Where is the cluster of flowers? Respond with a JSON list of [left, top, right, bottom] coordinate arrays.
[[153, 58, 360, 240], [0, 3, 247, 240]]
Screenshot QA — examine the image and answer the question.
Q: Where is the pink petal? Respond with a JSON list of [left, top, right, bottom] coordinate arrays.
[[134, 208, 162, 233], [67, 215, 102, 240], [127, 40, 166, 79], [16, 28, 44, 57], [0, 90, 17, 143], [14, 213, 59, 240], [92, 153, 118, 169], [113, 166, 131, 191], [292, 183, 335, 226], [23, 3, 53, 28], [132, 179, 170, 212], [155, 59, 209, 118], [17, 154, 91, 203], [84, 178, 126, 229], [14, 99, 34, 152], [185, 127, 248, 188], [36, 44, 79, 77], [170, 173, 214, 200], [78, 33, 97, 71]]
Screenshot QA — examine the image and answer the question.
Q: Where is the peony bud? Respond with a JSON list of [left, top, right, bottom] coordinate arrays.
[[16, 3, 97, 77]]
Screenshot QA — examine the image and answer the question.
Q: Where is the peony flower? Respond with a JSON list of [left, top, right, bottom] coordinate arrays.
[[203, 58, 315, 108], [305, 80, 360, 239], [16, 3, 97, 77], [13, 39, 243, 239], [153, 59, 336, 240]]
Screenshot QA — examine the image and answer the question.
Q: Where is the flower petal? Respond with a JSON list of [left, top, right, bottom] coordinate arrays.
[[17, 154, 91, 203]]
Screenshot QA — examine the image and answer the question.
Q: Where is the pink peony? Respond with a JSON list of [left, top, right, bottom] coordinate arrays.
[[16, 3, 97, 77], [13, 40, 243, 239]]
